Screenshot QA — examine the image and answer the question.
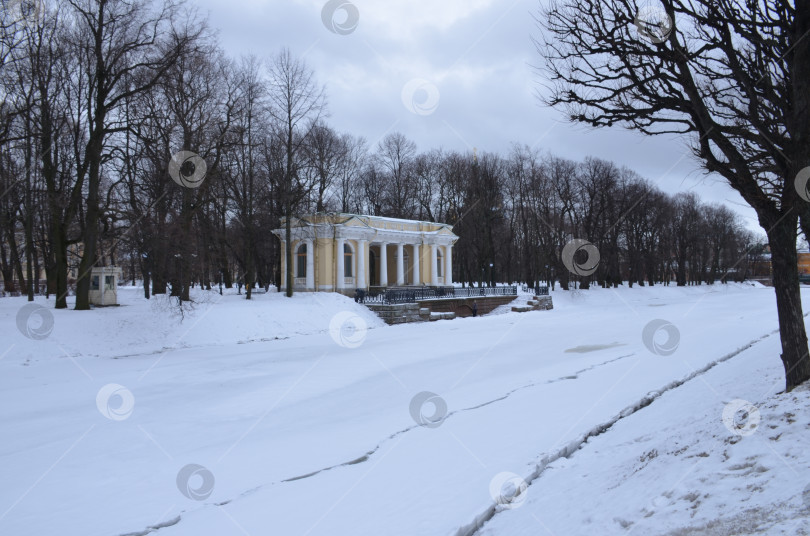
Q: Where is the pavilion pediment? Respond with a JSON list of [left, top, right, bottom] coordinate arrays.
[[342, 217, 367, 228]]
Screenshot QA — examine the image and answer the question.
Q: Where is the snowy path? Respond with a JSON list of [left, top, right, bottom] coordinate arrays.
[[461, 328, 782, 536], [477, 322, 810, 535], [0, 284, 804, 535]]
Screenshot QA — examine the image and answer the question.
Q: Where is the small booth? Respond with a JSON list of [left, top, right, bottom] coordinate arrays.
[[89, 266, 122, 306]]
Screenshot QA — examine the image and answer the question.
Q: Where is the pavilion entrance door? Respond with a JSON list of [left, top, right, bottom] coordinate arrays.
[[369, 250, 378, 286]]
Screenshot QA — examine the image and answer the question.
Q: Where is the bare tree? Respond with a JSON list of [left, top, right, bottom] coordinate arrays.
[[336, 133, 366, 213], [376, 132, 417, 218], [538, 0, 810, 390], [266, 47, 326, 297], [413, 148, 444, 222], [66, 0, 200, 310], [361, 158, 385, 216], [162, 40, 236, 302], [303, 120, 343, 212], [223, 55, 267, 300]]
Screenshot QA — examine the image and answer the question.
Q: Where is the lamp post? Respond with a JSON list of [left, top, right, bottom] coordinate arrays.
[[489, 262, 493, 287]]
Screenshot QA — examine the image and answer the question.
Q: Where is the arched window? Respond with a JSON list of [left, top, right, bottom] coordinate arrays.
[[437, 249, 443, 278], [297, 243, 307, 278], [344, 243, 353, 277]]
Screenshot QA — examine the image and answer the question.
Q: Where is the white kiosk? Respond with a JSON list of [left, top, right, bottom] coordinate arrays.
[[89, 266, 122, 306]]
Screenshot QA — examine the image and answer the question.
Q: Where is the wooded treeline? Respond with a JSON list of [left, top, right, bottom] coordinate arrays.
[[0, 0, 761, 309]]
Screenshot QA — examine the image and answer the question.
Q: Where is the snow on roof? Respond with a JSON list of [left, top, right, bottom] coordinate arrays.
[[292, 212, 454, 231]]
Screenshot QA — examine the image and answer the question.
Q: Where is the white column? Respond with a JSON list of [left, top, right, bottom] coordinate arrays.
[[336, 237, 345, 290], [306, 239, 314, 290], [396, 243, 404, 286], [445, 245, 453, 286], [430, 244, 438, 286], [380, 243, 388, 287], [412, 244, 420, 285], [357, 239, 366, 289]]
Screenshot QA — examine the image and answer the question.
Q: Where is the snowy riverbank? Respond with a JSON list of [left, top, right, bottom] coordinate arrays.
[[1, 282, 807, 535]]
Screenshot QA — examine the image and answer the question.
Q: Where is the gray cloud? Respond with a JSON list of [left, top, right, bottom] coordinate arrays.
[[191, 0, 760, 233]]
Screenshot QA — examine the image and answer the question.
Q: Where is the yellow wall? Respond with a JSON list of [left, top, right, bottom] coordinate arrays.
[[283, 239, 333, 288], [316, 238, 332, 288], [407, 244, 445, 284]]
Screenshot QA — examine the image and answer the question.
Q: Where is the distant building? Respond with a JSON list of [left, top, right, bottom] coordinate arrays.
[[799, 249, 810, 276], [272, 213, 458, 294]]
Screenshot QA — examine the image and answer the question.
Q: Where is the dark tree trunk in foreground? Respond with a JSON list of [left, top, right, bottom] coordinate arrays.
[[768, 215, 810, 389]]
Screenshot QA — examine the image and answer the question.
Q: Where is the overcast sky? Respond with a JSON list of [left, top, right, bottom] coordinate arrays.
[[191, 0, 760, 234]]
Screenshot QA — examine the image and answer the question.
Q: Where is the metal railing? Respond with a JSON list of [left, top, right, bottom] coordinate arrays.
[[523, 285, 548, 296], [358, 286, 517, 305], [522, 285, 550, 296], [451, 286, 519, 298]]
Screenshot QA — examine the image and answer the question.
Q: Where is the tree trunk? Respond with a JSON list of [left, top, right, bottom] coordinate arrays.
[[142, 265, 151, 299], [25, 143, 34, 302], [579, 276, 590, 290], [558, 258, 570, 290], [285, 199, 293, 297], [180, 186, 194, 302], [245, 241, 253, 300], [40, 95, 69, 308], [768, 216, 810, 391], [33, 245, 40, 295], [52, 229, 68, 308], [44, 249, 55, 297], [170, 251, 182, 299], [0, 266, 13, 293], [150, 237, 167, 295], [676, 254, 687, 286], [75, 130, 104, 310], [11, 235, 26, 293], [153, 271, 167, 295]]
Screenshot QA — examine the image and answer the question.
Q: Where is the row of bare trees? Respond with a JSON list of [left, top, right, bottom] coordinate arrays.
[[499, 150, 759, 290], [293, 133, 760, 291], [0, 0, 328, 304], [1, 0, 207, 308], [0, 0, 761, 312]]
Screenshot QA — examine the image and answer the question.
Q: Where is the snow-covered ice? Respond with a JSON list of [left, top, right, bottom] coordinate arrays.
[[1, 283, 808, 535]]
